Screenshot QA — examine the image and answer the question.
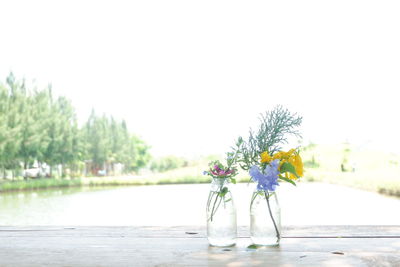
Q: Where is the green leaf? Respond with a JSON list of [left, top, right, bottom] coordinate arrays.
[[247, 244, 262, 249], [280, 162, 299, 178], [236, 137, 243, 146], [258, 191, 266, 196], [219, 187, 228, 197], [230, 178, 237, 184], [279, 175, 297, 186]]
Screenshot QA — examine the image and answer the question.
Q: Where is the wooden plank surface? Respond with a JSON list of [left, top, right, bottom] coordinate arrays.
[[0, 226, 399, 267]]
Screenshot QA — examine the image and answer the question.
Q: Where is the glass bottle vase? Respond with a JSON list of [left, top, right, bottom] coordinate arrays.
[[206, 178, 237, 246], [250, 189, 281, 246]]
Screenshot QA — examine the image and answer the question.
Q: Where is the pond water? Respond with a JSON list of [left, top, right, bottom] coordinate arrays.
[[0, 182, 399, 226]]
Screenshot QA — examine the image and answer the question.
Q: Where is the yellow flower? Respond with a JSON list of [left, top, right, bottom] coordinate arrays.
[[284, 149, 296, 159], [286, 152, 303, 179], [271, 149, 303, 180], [273, 149, 296, 161], [261, 148, 304, 180], [260, 151, 272, 163], [293, 153, 304, 177], [272, 151, 285, 160]]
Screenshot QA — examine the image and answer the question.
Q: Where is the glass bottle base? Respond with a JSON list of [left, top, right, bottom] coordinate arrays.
[[207, 237, 236, 247], [250, 236, 280, 246]]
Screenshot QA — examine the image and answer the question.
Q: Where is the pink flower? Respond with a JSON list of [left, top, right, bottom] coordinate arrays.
[[214, 165, 221, 171]]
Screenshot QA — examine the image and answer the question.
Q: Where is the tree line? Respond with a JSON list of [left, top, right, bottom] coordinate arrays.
[[0, 73, 150, 179]]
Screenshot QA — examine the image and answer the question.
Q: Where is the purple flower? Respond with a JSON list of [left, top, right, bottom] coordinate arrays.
[[249, 159, 280, 192]]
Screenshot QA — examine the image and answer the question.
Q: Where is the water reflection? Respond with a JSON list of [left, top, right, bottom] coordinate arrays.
[[1, 183, 400, 226], [0, 186, 134, 225]]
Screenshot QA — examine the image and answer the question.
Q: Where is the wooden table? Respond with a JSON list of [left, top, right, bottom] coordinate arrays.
[[0, 226, 399, 266]]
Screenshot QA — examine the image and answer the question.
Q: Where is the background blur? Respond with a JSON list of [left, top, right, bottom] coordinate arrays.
[[0, 0, 399, 226]]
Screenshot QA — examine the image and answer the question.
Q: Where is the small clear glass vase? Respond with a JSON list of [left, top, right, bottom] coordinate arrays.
[[206, 178, 237, 247], [250, 189, 281, 246]]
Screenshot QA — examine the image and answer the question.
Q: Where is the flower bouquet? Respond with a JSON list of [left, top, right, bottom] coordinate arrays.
[[203, 154, 238, 246], [234, 106, 304, 246]]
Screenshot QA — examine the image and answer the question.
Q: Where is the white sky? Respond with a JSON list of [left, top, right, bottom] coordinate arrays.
[[1, 0, 400, 157]]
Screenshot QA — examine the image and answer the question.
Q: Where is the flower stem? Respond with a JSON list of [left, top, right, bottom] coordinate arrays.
[[209, 191, 219, 222], [209, 182, 225, 222], [264, 191, 280, 241]]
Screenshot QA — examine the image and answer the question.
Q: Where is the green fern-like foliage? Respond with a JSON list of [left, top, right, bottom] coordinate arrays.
[[234, 106, 302, 170]]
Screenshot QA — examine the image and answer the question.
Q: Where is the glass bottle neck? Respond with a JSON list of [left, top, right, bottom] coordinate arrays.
[[211, 178, 230, 190], [253, 187, 278, 196]]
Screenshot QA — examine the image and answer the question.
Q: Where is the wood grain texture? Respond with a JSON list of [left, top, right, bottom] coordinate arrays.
[[0, 226, 399, 267]]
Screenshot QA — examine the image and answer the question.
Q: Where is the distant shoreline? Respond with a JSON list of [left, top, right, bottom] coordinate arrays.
[[1, 172, 399, 199], [0, 175, 213, 193]]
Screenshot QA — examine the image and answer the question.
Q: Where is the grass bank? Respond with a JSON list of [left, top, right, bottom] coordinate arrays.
[[0, 164, 250, 192], [82, 165, 250, 187], [301, 143, 400, 198], [0, 178, 83, 192], [303, 169, 400, 198]]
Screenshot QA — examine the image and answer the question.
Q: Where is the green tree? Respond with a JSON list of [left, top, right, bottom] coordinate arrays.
[[44, 96, 82, 177], [127, 134, 150, 172], [19, 88, 51, 171], [84, 111, 112, 173], [0, 82, 9, 177], [1, 73, 24, 178], [0, 73, 150, 178]]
